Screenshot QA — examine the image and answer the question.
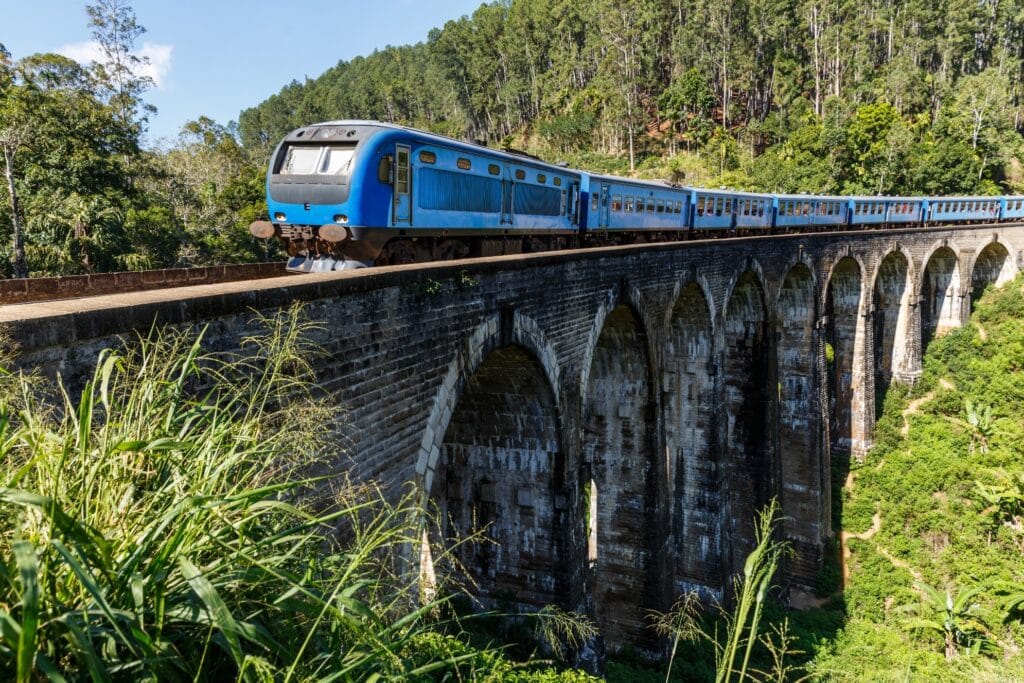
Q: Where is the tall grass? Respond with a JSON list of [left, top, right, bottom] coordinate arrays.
[[0, 308, 523, 681]]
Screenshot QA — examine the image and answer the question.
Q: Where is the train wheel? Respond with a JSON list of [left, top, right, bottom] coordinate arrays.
[[379, 239, 418, 265]]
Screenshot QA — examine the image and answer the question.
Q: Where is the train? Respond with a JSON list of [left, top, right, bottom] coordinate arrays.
[[248, 120, 1024, 272]]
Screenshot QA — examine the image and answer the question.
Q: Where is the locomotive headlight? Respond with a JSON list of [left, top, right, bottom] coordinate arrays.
[[334, 214, 349, 224], [274, 212, 287, 222]]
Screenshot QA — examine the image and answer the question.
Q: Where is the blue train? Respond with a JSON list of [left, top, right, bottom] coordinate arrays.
[[248, 120, 1024, 271]]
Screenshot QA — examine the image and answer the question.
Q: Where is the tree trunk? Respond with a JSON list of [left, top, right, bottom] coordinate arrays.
[[2, 145, 27, 278]]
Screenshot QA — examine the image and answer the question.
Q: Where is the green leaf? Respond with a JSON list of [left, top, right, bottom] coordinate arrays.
[[13, 541, 39, 683], [177, 557, 249, 678]]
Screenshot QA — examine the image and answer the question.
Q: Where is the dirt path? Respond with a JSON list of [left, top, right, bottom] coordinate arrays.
[[901, 393, 933, 436], [839, 510, 882, 588], [898, 378, 954, 436]]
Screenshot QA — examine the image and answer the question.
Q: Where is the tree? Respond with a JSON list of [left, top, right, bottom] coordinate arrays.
[[0, 124, 30, 278], [659, 68, 717, 151], [899, 581, 991, 660], [86, 0, 154, 153], [0, 55, 33, 278]]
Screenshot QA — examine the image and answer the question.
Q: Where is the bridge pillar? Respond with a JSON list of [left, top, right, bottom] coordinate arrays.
[[664, 282, 719, 597], [776, 262, 825, 587], [582, 304, 659, 649], [720, 270, 775, 578]]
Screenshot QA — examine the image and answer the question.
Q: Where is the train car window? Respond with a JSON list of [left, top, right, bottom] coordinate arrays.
[[419, 150, 437, 164], [647, 197, 656, 212], [625, 197, 634, 212], [515, 169, 526, 180], [592, 194, 599, 211], [612, 195, 622, 211], [637, 197, 645, 213], [657, 199, 666, 213], [457, 157, 471, 170], [554, 177, 562, 187], [537, 173, 546, 184], [696, 197, 704, 216], [724, 199, 733, 214], [488, 163, 500, 175]]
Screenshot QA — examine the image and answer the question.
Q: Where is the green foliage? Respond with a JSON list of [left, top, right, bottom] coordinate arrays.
[[809, 274, 1024, 679], [897, 581, 992, 660]]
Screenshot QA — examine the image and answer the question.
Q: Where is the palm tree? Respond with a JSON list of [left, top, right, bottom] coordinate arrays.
[[899, 581, 990, 660]]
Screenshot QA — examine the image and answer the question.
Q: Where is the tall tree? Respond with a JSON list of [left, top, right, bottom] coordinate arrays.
[[86, 0, 154, 150]]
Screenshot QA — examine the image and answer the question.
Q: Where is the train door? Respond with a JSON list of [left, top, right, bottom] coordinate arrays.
[[393, 144, 411, 226], [599, 184, 610, 228], [501, 170, 513, 225]]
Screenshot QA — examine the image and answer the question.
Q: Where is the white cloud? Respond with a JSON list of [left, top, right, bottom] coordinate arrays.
[[57, 40, 173, 88]]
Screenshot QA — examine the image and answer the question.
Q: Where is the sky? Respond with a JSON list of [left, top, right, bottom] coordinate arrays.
[[1, 0, 485, 147]]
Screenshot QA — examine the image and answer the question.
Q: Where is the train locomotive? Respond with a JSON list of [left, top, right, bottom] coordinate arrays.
[[248, 120, 1024, 272]]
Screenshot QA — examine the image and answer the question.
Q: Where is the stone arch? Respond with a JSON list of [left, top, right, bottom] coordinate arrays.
[[971, 239, 1016, 307], [775, 262, 821, 586], [582, 303, 657, 648], [664, 281, 717, 595], [872, 249, 915, 408], [723, 257, 773, 324], [825, 256, 868, 456], [920, 245, 963, 347], [722, 269, 774, 577], [416, 313, 562, 496], [432, 343, 567, 610]]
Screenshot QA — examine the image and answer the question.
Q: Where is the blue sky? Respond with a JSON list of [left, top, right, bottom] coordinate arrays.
[[2, 0, 485, 146]]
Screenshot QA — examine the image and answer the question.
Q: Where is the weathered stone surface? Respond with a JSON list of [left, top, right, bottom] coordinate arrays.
[[4, 226, 1023, 648]]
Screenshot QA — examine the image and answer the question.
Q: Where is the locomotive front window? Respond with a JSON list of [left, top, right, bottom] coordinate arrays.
[[280, 144, 356, 176], [319, 146, 355, 175], [281, 146, 322, 175]]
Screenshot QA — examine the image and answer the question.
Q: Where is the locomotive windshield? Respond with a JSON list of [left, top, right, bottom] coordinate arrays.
[[279, 144, 356, 176]]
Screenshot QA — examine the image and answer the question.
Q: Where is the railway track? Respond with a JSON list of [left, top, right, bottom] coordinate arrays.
[[0, 262, 287, 305]]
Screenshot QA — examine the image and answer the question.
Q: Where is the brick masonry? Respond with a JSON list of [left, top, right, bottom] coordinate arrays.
[[2, 225, 1022, 650]]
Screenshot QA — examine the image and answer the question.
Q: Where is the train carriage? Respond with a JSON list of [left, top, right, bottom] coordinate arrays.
[[1003, 197, 1024, 221], [927, 196, 1002, 223], [775, 195, 849, 228], [582, 174, 690, 234]]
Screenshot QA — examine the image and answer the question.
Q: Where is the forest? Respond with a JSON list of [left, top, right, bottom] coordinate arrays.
[[240, 0, 1024, 196], [3, 0, 1024, 278]]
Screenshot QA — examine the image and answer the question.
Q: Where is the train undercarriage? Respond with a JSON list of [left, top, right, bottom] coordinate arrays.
[[250, 219, 972, 273]]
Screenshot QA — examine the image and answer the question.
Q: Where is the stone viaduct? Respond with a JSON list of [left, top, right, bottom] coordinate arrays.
[[2, 225, 1021, 650]]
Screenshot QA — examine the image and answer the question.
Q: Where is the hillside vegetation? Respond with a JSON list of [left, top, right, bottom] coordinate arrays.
[[240, 0, 1024, 195], [805, 277, 1024, 680]]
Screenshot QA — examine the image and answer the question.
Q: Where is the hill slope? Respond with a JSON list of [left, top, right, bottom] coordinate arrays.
[[808, 278, 1024, 680]]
